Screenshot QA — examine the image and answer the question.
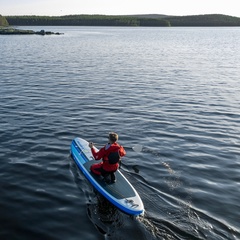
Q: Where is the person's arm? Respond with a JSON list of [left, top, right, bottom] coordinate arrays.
[[89, 142, 106, 160], [119, 146, 126, 157]]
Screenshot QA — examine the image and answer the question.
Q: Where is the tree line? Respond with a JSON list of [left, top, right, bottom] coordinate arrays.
[[5, 15, 170, 27], [3, 14, 240, 27], [164, 14, 240, 26]]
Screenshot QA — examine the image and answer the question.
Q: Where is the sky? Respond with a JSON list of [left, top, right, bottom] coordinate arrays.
[[1, 0, 240, 18]]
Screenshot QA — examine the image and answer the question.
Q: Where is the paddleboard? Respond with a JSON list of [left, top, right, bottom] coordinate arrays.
[[70, 137, 144, 216]]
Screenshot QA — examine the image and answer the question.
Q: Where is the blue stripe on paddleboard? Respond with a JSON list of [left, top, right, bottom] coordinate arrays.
[[78, 162, 142, 215], [72, 140, 89, 163]]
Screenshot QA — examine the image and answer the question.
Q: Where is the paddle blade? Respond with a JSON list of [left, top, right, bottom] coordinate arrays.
[[132, 144, 143, 152]]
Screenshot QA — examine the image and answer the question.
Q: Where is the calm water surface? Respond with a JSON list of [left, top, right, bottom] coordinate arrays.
[[1, 26, 240, 240]]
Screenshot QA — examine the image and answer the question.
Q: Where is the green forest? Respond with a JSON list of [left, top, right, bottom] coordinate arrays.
[[3, 14, 240, 27], [5, 15, 170, 27], [0, 15, 9, 26], [164, 14, 240, 26]]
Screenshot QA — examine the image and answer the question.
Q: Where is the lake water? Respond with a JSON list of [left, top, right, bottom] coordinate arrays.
[[1, 26, 240, 240]]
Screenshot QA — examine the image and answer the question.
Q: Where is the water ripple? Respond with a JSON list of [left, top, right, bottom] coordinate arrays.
[[1, 26, 240, 240]]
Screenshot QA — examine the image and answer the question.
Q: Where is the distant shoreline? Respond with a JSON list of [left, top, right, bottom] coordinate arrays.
[[4, 14, 240, 27]]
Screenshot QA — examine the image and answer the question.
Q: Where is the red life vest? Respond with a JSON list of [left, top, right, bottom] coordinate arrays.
[[91, 142, 126, 172]]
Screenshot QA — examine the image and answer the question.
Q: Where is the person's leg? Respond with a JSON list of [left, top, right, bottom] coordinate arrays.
[[90, 162, 103, 175], [110, 172, 116, 183], [101, 169, 111, 183], [91, 163, 116, 183], [102, 170, 116, 184]]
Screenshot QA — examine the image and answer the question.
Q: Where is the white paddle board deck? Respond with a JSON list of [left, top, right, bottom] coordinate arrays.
[[70, 137, 144, 216]]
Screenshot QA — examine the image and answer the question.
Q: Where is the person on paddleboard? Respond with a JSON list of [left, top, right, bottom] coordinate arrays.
[[89, 132, 126, 183]]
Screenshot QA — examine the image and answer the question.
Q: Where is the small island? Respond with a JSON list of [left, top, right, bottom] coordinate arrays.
[[0, 28, 63, 35], [0, 15, 63, 35]]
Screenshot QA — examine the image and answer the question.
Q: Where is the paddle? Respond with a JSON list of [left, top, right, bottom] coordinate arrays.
[[127, 144, 143, 153], [93, 143, 143, 153]]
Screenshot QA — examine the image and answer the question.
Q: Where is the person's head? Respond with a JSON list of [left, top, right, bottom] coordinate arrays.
[[108, 132, 118, 143]]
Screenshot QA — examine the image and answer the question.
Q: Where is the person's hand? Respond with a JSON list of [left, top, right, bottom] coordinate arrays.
[[89, 142, 94, 148]]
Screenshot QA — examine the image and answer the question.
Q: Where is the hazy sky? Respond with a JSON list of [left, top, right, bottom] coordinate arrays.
[[1, 0, 240, 18]]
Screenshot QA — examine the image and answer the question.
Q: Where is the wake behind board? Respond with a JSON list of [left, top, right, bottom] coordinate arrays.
[[70, 137, 144, 216]]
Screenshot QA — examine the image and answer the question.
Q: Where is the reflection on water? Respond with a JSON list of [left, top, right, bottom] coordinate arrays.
[[1, 26, 240, 240]]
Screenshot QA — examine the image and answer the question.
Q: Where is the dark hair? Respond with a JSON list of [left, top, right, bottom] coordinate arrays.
[[109, 132, 118, 142]]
